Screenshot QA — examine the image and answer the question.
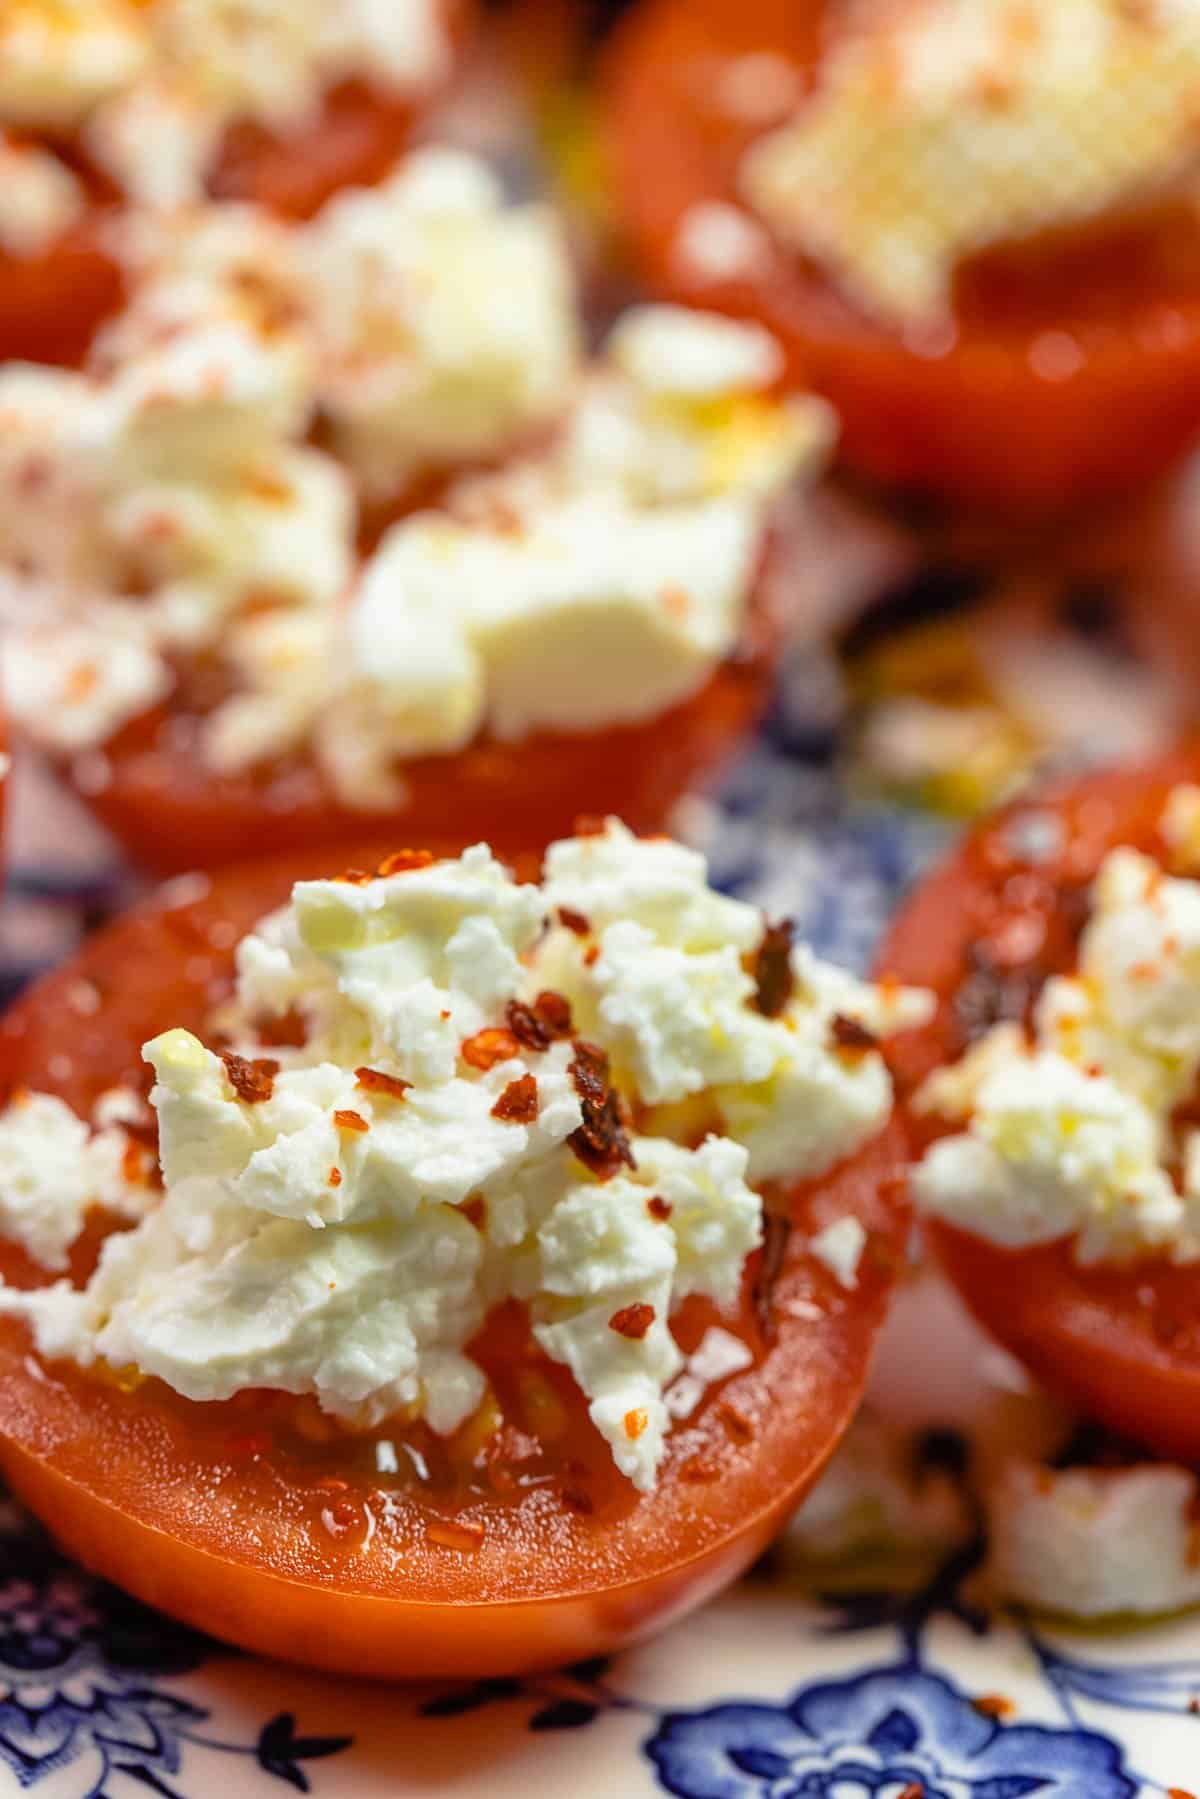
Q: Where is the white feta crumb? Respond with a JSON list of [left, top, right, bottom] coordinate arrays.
[[988, 1460, 1200, 1618], [809, 1215, 867, 1289]]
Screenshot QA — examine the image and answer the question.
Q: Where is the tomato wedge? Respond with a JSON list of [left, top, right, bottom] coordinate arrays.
[[602, 0, 1200, 511], [0, 847, 909, 1679], [878, 742, 1200, 1461]]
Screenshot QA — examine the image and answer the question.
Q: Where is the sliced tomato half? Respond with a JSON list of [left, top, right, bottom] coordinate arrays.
[[878, 743, 1200, 1460], [602, 0, 1200, 511], [0, 846, 910, 1678]]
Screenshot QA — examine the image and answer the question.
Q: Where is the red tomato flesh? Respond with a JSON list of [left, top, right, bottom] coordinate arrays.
[[0, 847, 910, 1678], [878, 743, 1200, 1460], [602, 0, 1200, 511]]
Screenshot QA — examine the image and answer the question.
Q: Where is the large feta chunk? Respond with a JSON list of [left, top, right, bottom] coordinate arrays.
[[743, 0, 1200, 327]]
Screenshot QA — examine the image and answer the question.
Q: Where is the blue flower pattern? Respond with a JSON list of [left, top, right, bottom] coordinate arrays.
[[647, 1666, 1136, 1799]]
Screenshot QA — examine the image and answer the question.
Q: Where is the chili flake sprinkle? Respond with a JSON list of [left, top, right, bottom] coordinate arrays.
[[647, 1195, 673, 1221], [609, 1302, 655, 1340], [461, 1027, 520, 1071], [354, 1066, 412, 1101], [557, 907, 591, 935], [624, 1407, 649, 1440], [506, 991, 574, 1052], [328, 1167, 342, 1188], [567, 1041, 636, 1179], [830, 1013, 879, 1057], [491, 1074, 540, 1124], [751, 918, 795, 1018], [333, 1109, 369, 1134], [375, 848, 435, 876], [220, 1051, 280, 1105]]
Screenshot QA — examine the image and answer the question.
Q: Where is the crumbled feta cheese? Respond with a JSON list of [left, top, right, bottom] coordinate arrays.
[[0, 134, 84, 258], [0, 1090, 150, 1270], [742, 0, 1200, 325], [0, 0, 448, 207], [809, 1215, 867, 1289], [305, 149, 580, 497], [987, 1460, 1200, 1618], [608, 305, 783, 398], [3, 608, 174, 754], [0, 1, 149, 128], [914, 790, 1200, 1263], [916, 1052, 1189, 1262], [540, 820, 931, 1182], [0, 829, 916, 1490], [672, 201, 772, 286]]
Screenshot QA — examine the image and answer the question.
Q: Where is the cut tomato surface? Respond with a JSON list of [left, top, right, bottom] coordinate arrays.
[[878, 743, 1200, 1460], [0, 848, 910, 1678], [602, 0, 1200, 511]]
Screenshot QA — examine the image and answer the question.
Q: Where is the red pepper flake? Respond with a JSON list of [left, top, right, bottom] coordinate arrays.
[[328, 1167, 342, 1188], [897, 1787, 925, 1799], [505, 991, 574, 1051], [491, 1074, 539, 1124], [609, 1302, 654, 1340], [573, 815, 608, 837], [973, 1695, 1015, 1721], [220, 1051, 280, 1105], [751, 919, 795, 1018], [584, 945, 600, 967], [558, 907, 591, 935], [461, 1027, 521, 1071], [461, 1193, 487, 1231], [376, 848, 434, 876], [333, 867, 374, 886], [254, 1007, 308, 1049], [647, 1195, 673, 1221], [354, 1065, 412, 1102], [1169, 1789, 1199, 1799], [624, 1407, 648, 1440], [830, 1013, 879, 1058], [121, 1139, 149, 1185], [567, 1041, 635, 1179], [333, 1109, 369, 1134]]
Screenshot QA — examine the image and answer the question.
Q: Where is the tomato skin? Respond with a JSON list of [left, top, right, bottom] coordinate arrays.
[[602, 0, 1200, 512], [0, 849, 909, 1678], [878, 743, 1200, 1461]]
